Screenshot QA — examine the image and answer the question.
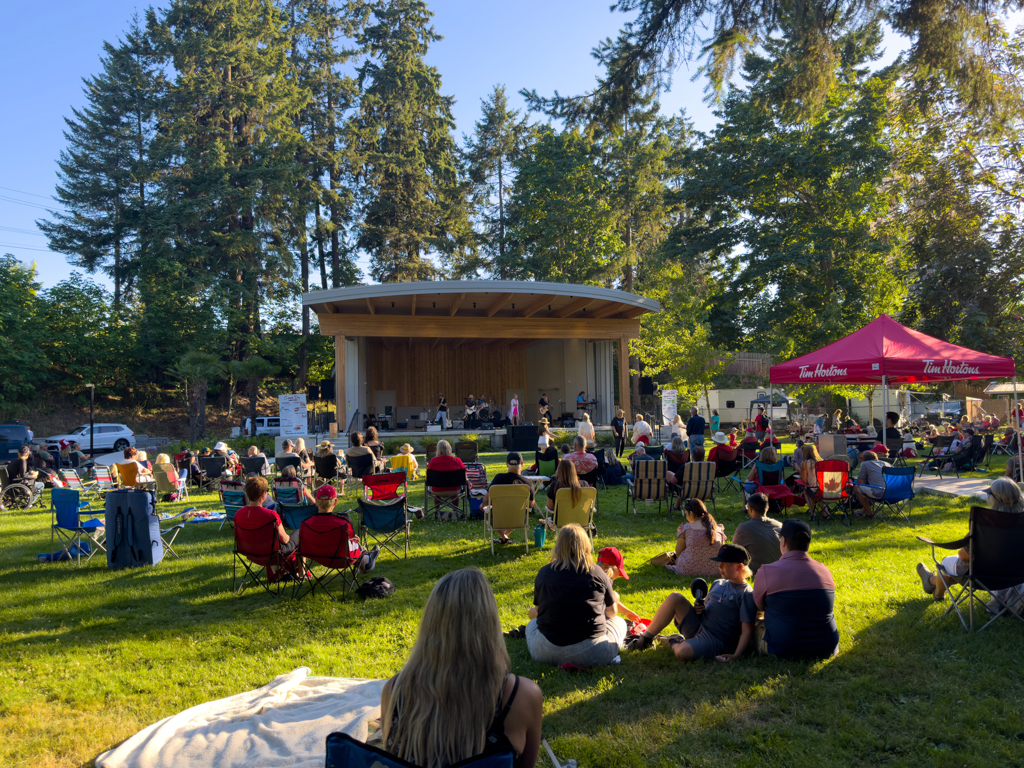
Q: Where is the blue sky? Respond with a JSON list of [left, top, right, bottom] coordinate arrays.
[[0, 0, 927, 289]]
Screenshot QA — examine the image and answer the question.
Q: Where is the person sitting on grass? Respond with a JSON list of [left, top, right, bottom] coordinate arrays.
[[275, 465, 316, 505], [851, 451, 891, 518], [236, 476, 303, 577], [526, 524, 627, 668], [731, 492, 782, 575], [625, 543, 756, 663], [753, 519, 840, 660], [484, 451, 536, 545], [652, 498, 726, 577], [312, 485, 379, 573], [383, 569, 543, 768], [915, 477, 1023, 601], [597, 546, 641, 625]]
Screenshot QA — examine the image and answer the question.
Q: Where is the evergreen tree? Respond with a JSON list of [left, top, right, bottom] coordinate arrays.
[[38, 17, 161, 314], [149, 0, 307, 364], [463, 85, 530, 278], [350, 0, 473, 282], [508, 128, 620, 284]]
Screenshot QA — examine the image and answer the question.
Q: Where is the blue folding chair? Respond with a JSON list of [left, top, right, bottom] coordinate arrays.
[[860, 466, 916, 524], [325, 731, 514, 768], [273, 484, 318, 530], [50, 488, 106, 565], [357, 496, 410, 559], [219, 482, 248, 531]]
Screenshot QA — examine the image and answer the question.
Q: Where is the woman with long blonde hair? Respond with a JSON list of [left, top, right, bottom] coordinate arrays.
[[383, 569, 542, 768], [525, 524, 627, 668]]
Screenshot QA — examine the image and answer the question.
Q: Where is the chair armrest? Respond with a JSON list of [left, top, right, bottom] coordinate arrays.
[[916, 535, 968, 549]]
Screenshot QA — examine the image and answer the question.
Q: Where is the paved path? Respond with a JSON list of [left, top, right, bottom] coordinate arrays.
[[916, 476, 990, 501]]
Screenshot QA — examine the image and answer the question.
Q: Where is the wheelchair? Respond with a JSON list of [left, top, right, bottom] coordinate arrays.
[[0, 466, 46, 511]]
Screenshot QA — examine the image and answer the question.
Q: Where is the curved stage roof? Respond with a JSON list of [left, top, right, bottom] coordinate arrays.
[[302, 280, 660, 321]]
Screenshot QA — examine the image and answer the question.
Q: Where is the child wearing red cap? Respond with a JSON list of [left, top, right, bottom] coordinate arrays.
[[314, 485, 380, 573], [597, 547, 640, 624]]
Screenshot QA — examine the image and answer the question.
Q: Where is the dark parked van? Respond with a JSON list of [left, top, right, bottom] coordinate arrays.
[[0, 422, 30, 464]]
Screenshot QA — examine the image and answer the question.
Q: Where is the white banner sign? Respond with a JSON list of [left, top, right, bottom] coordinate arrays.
[[278, 394, 308, 437], [661, 389, 677, 427]]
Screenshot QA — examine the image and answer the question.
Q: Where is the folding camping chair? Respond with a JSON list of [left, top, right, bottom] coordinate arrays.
[[534, 451, 558, 479], [116, 462, 155, 491], [886, 439, 908, 469], [869, 466, 916, 524], [664, 449, 689, 475], [455, 440, 479, 463], [425, 467, 469, 521], [645, 445, 666, 460], [388, 452, 417, 480], [552, 486, 597, 539], [274, 455, 301, 477], [344, 453, 376, 494], [272, 483, 319, 531], [627, 460, 669, 515], [750, 460, 795, 516], [232, 511, 293, 597], [59, 468, 101, 503], [918, 506, 1024, 631], [219, 479, 247, 530], [594, 449, 608, 490], [485, 484, 531, 555], [294, 513, 362, 600], [464, 461, 488, 490], [93, 465, 118, 494], [713, 447, 741, 493], [988, 432, 1018, 462], [738, 442, 760, 472], [199, 456, 229, 490], [154, 462, 188, 502], [241, 456, 270, 476], [325, 731, 514, 768], [811, 460, 852, 527], [920, 435, 949, 476], [357, 496, 411, 559], [313, 455, 347, 493], [674, 461, 717, 514], [362, 471, 408, 503], [50, 488, 106, 565]]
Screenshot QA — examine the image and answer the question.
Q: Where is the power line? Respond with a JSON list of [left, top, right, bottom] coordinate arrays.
[[0, 242, 58, 253], [0, 225, 45, 236], [0, 185, 54, 201], [0, 194, 55, 211]]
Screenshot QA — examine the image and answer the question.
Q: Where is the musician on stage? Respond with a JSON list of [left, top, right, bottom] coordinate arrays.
[[435, 393, 448, 429], [538, 393, 550, 421], [464, 394, 478, 428], [577, 391, 587, 410]]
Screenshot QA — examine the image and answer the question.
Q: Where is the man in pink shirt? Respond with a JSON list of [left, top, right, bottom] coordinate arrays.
[[566, 436, 598, 477]]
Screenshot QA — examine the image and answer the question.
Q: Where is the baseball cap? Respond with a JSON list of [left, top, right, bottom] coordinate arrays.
[[506, 451, 523, 465], [315, 485, 337, 500], [597, 547, 629, 579], [709, 543, 751, 564], [780, 518, 811, 547]]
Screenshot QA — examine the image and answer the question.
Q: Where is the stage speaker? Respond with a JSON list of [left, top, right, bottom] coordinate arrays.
[[505, 425, 535, 452], [319, 378, 335, 400]]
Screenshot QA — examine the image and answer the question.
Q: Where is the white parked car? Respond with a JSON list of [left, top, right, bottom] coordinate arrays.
[[38, 423, 137, 454], [230, 417, 281, 438]]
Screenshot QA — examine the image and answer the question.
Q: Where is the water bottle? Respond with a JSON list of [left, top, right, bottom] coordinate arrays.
[[533, 522, 547, 549]]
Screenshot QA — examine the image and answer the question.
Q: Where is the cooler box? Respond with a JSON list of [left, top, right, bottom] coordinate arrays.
[[104, 490, 164, 569]]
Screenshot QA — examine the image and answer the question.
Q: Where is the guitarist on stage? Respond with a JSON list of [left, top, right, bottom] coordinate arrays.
[[435, 393, 448, 429]]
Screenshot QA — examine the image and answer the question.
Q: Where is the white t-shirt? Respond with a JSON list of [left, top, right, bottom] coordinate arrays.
[[538, 435, 551, 449]]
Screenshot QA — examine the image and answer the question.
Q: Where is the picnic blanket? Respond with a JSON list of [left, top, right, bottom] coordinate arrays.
[[95, 667, 385, 768]]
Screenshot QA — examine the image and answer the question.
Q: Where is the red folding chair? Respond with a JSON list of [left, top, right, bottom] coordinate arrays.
[[362, 472, 408, 503], [813, 459, 852, 527], [232, 509, 295, 597], [294, 514, 362, 600]]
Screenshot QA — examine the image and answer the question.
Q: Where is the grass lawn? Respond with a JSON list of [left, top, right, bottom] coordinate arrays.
[[1, 443, 1023, 768]]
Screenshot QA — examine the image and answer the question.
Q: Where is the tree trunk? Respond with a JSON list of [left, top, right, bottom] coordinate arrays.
[[298, 230, 310, 389], [497, 159, 505, 266], [250, 379, 259, 437], [196, 379, 209, 439], [315, 202, 329, 289]]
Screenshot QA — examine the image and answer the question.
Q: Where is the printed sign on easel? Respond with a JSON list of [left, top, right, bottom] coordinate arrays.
[[661, 389, 677, 426], [279, 394, 308, 437]]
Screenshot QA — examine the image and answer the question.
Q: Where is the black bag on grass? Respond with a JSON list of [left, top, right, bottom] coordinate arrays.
[[356, 576, 395, 600]]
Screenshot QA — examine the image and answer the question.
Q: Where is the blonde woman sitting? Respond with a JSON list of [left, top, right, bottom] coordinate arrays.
[[382, 569, 543, 768], [526, 524, 628, 667], [577, 412, 596, 448]]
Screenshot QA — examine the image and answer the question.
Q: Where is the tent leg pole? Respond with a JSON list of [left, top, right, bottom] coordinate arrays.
[[1015, 376, 1023, 484]]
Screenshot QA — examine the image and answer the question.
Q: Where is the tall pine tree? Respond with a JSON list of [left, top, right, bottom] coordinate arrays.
[[350, 0, 472, 282]]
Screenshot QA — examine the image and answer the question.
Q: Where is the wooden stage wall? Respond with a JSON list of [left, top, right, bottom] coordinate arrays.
[[369, 340, 528, 409]]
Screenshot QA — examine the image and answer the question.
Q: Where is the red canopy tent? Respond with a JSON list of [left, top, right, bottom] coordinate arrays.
[[769, 315, 1021, 476]]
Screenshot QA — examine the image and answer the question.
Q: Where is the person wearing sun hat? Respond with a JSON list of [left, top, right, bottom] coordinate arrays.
[[753, 519, 839, 659], [313, 484, 380, 573], [625, 543, 756, 662], [708, 431, 729, 463], [596, 547, 640, 624]]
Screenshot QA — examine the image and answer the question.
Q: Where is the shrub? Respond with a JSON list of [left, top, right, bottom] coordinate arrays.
[[461, 432, 491, 451], [227, 435, 277, 456], [382, 437, 404, 456], [595, 430, 615, 446], [419, 434, 440, 451]]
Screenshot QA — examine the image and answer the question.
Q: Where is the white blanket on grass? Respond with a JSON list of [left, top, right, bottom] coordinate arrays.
[[95, 668, 385, 768]]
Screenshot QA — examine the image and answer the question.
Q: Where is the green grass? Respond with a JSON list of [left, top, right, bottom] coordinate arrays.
[[2, 446, 1023, 768]]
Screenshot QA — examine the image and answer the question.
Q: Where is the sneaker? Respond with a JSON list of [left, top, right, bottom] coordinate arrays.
[[493, 537, 511, 545], [659, 634, 686, 649], [361, 546, 380, 573], [916, 562, 935, 594], [624, 633, 654, 651]]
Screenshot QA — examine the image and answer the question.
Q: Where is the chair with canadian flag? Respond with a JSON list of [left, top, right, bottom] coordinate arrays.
[[812, 460, 852, 527]]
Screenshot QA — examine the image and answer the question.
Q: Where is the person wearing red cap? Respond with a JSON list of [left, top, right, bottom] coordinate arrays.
[[313, 484, 380, 573], [596, 547, 640, 624]]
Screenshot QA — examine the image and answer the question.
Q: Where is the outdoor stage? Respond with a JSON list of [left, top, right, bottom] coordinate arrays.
[[302, 280, 661, 436], [276, 425, 615, 453]]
